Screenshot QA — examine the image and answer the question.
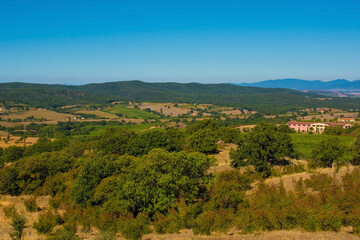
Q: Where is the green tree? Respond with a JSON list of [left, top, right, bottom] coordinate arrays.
[[230, 123, 294, 176], [186, 119, 219, 134], [312, 137, 345, 168], [351, 135, 360, 165], [93, 149, 216, 217], [0, 147, 4, 168], [2, 146, 25, 163], [218, 127, 242, 144], [96, 128, 134, 155], [323, 126, 344, 136], [71, 155, 121, 206], [126, 129, 184, 156], [188, 129, 218, 154]]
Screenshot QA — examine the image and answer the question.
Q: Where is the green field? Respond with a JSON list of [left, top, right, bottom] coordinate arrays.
[[104, 104, 159, 119], [290, 133, 355, 160]]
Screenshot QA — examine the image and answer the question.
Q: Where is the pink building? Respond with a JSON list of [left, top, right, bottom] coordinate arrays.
[[287, 121, 312, 132], [287, 121, 351, 133]]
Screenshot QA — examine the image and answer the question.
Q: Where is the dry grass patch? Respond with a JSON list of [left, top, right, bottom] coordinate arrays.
[[5, 110, 75, 122], [0, 133, 38, 148], [0, 195, 51, 240], [75, 110, 119, 119]]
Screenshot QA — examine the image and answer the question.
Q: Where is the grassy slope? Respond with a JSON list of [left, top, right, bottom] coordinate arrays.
[[104, 104, 159, 119]]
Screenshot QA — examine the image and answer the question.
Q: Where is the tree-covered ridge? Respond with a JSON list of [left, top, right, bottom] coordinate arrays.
[[0, 82, 117, 108], [1, 80, 360, 113]]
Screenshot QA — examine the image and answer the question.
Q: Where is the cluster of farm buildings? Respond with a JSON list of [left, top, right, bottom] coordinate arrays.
[[287, 118, 355, 133]]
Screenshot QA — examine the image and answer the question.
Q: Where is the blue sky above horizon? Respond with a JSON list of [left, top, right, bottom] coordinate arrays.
[[0, 0, 359, 84]]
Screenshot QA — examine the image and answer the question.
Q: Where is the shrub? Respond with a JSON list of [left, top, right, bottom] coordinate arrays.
[[154, 210, 181, 234], [9, 215, 26, 240], [119, 214, 151, 240], [24, 197, 40, 212], [95, 231, 117, 240], [3, 204, 17, 218], [304, 173, 333, 191], [33, 211, 58, 235], [192, 209, 233, 235], [47, 227, 80, 240], [49, 197, 61, 209], [318, 208, 343, 232]]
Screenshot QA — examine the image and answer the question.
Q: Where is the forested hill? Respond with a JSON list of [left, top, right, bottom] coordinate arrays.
[[1, 81, 360, 113], [0, 82, 117, 108]]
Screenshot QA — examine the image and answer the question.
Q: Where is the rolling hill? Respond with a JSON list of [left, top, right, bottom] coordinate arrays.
[[1, 80, 360, 113]]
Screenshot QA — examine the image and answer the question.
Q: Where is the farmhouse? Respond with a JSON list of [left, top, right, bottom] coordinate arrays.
[[287, 121, 351, 133]]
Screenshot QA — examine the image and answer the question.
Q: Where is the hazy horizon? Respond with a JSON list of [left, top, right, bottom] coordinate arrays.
[[0, 78, 360, 86]]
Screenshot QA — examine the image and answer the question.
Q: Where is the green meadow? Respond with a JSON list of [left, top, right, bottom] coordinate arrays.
[[104, 104, 159, 119], [290, 133, 355, 160]]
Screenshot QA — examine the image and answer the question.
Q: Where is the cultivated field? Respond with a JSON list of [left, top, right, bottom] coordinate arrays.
[[138, 103, 192, 116]]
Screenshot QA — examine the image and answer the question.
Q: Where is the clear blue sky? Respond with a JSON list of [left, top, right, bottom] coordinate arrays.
[[0, 0, 359, 84]]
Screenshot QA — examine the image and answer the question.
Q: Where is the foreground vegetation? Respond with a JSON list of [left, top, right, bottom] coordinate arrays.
[[0, 119, 360, 239]]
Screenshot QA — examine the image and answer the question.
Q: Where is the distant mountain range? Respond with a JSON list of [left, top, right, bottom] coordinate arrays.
[[237, 79, 360, 91]]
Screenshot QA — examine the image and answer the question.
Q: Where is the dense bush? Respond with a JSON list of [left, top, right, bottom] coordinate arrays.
[[0, 152, 76, 195], [323, 126, 345, 136], [118, 214, 151, 240], [9, 214, 26, 240], [188, 129, 218, 154], [1, 146, 25, 163], [24, 197, 40, 212], [33, 211, 61, 235]]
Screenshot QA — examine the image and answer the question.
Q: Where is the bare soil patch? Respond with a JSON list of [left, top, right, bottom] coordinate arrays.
[[211, 143, 237, 173], [0, 195, 51, 240]]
